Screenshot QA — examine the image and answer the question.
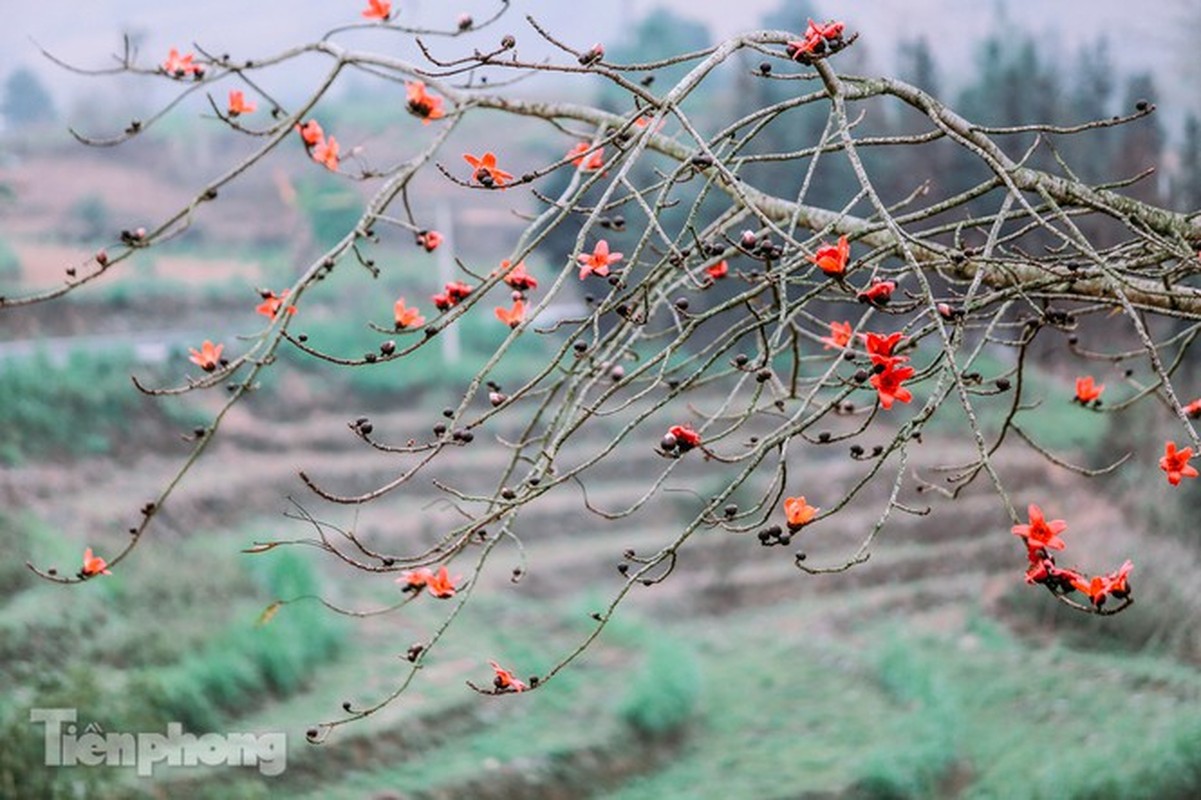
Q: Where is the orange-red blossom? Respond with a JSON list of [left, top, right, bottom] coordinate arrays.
[[362, 0, 391, 21], [393, 298, 425, 330], [188, 340, 224, 372], [1011, 504, 1067, 551], [577, 240, 623, 280], [808, 235, 849, 276], [82, 547, 112, 577], [463, 152, 514, 188], [489, 660, 528, 693], [494, 300, 526, 328], [784, 497, 818, 530], [1160, 441, 1198, 486], [256, 290, 296, 320], [870, 362, 914, 410], [227, 90, 256, 116], [1074, 376, 1104, 404], [406, 81, 444, 124]]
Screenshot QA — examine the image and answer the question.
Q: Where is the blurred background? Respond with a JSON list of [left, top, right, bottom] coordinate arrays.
[[3, 1, 1201, 798]]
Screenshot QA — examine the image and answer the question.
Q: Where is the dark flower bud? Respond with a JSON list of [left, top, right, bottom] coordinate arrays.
[[578, 43, 604, 65]]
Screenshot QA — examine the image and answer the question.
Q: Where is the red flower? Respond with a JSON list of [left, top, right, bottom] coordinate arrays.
[[1025, 556, 1083, 590], [188, 340, 224, 372], [406, 81, 444, 124], [311, 136, 340, 171], [1104, 559, 1134, 598], [820, 321, 853, 350], [857, 278, 896, 306], [808, 235, 849, 276], [1074, 376, 1104, 404], [577, 240, 623, 280], [870, 362, 915, 410], [567, 142, 604, 172], [1011, 504, 1067, 551], [501, 261, 538, 291], [393, 298, 425, 329], [463, 152, 514, 188], [632, 115, 664, 132], [495, 300, 526, 328], [433, 282, 472, 311], [861, 331, 907, 367], [1070, 573, 1110, 607], [668, 424, 701, 451], [81, 547, 112, 577], [361, 0, 391, 21], [488, 660, 528, 693], [1024, 556, 1053, 585], [256, 290, 297, 320], [1183, 398, 1201, 419], [784, 496, 818, 530], [396, 567, 433, 592], [425, 566, 458, 599], [162, 48, 203, 78], [1159, 441, 1198, 486], [786, 19, 846, 60], [416, 230, 443, 252], [705, 260, 729, 280], [297, 119, 324, 147], [227, 90, 256, 116]]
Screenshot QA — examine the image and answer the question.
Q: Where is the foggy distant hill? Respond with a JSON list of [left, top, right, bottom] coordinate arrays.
[[2, 0, 1193, 126]]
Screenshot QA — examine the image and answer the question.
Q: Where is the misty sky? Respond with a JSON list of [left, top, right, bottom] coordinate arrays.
[[1, 0, 1193, 123]]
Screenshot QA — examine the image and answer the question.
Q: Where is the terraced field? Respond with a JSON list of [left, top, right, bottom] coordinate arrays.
[[5, 399, 1201, 799]]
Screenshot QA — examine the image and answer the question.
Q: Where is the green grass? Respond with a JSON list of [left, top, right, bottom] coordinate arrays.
[[0, 521, 347, 796], [923, 352, 1110, 454], [0, 348, 204, 464], [619, 635, 702, 737], [598, 603, 1201, 800], [135, 550, 346, 732]]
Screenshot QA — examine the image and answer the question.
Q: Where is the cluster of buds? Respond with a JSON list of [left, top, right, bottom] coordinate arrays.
[[739, 230, 785, 261], [756, 524, 792, 547]]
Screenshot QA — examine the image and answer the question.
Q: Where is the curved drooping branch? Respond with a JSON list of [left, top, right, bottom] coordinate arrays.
[[13, 10, 1188, 739]]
